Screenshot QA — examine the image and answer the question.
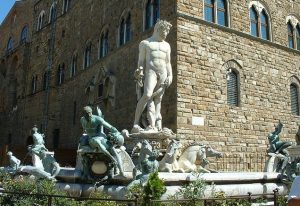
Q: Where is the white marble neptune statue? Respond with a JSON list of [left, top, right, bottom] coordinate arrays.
[[132, 20, 172, 133]]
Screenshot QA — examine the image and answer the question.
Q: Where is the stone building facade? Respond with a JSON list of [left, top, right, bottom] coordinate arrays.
[[0, 0, 300, 167]]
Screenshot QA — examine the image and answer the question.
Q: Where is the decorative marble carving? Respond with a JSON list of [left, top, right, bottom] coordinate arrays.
[[286, 15, 299, 28], [249, 1, 265, 13]]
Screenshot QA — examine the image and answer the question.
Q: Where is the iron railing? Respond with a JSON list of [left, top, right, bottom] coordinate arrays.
[[0, 188, 286, 206]]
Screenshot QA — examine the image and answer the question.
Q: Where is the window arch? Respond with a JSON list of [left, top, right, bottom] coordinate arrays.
[[57, 64, 65, 85], [84, 42, 92, 68], [20, 26, 29, 44], [145, 0, 160, 30], [290, 83, 299, 116], [288, 21, 295, 49], [62, 0, 71, 14], [71, 53, 77, 77], [37, 11, 45, 31], [249, 2, 271, 40], [250, 6, 259, 37], [49, 3, 57, 23], [119, 12, 132, 46], [6, 37, 13, 53], [99, 30, 109, 58]]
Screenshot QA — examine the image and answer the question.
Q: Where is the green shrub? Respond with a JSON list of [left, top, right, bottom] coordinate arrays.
[[1, 175, 78, 206], [81, 190, 120, 206], [143, 171, 166, 205]]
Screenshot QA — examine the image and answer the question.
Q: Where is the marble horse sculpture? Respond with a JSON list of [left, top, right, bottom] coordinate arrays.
[[177, 143, 223, 173], [159, 139, 182, 172]]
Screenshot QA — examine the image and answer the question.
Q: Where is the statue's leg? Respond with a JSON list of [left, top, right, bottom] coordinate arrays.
[[146, 100, 156, 130], [153, 90, 164, 131], [133, 71, 157, 127], [110, 147, 125, 177]]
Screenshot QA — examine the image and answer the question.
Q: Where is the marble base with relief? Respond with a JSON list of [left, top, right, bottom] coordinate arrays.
[[55, 170, 288, 198]]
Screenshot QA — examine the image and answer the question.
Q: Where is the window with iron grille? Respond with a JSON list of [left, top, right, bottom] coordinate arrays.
[[227, 70, 239, 106], [290, 83, 299, 115]]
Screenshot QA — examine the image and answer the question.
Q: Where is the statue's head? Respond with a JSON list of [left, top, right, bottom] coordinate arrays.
[[32, 125, 38, 134], [7, 151, 12, 156], [83, 106, 93, 121], [153, 20, 172, 40]]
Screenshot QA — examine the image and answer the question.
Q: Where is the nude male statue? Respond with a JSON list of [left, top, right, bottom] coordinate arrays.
[[133, 20, 172, 133]]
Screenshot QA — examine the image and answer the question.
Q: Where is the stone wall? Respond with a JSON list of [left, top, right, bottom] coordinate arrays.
[[17, 0, 177, 151], [176, 0, 300, 155]]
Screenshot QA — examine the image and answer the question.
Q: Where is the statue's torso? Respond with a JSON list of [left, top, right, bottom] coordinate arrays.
[[81, 116, 101, 137], [144, 40, 169, 75]]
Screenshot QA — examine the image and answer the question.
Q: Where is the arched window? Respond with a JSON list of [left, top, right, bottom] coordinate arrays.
[[100, 30, 109, 58], [204, 0, 214, 22], [71, 53, 77, 77], [204, 0, 228, 26], [227, 70, 239, 106], [43, 71, 49, 90], [119, 13, 132, 46], [288, 22, 295, 49], [119, 19, 125, 46], [37, 11, 45, 31], [145, 0, 160, 30], [20, 26, 29, 44], [260, 10, 269, 40], [290, 83, 299, 115], [126, 14, 131, 42], [249, 2, 271, 40], [296, 24, 300, 51], [49, 3, 57, 23], [217, 0, 227, 26], [57, 64, 65, 85], [6, 37, 13, 53], [250, 6, 259, 37], [63, 0, 70, 14], [31, 75, 37, 94], [84, 43, 92, 68]]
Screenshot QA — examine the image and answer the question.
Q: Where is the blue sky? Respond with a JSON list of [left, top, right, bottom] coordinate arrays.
[[0, 0, 16, 25]]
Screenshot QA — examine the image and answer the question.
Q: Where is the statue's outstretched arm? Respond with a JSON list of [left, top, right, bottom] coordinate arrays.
[[96, 116, 118, 132], [274, 121, 283, 135]]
